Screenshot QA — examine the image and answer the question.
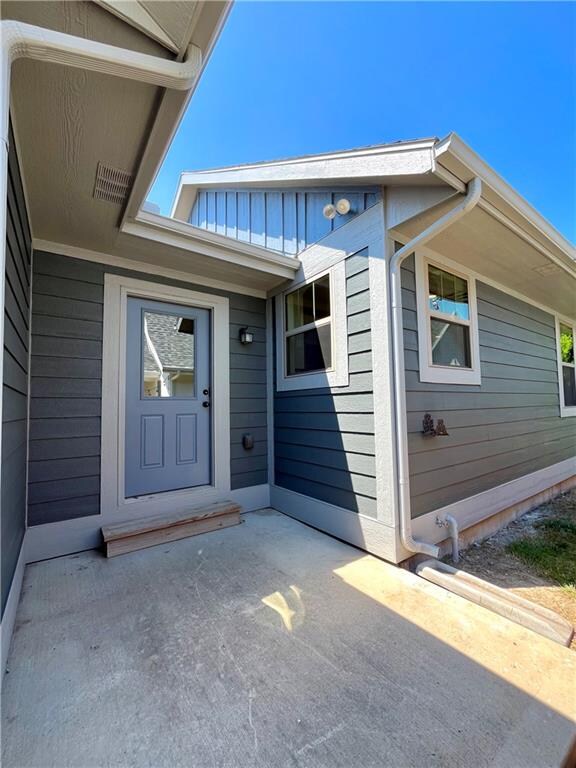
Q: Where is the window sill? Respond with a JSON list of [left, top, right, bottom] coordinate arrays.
[[276, 369, 349, 392], [419, 366, 481, 386], [560, 406, 576, 418]]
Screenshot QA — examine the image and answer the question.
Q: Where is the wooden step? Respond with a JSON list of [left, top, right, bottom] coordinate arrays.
[[101, 501, 242, 558]]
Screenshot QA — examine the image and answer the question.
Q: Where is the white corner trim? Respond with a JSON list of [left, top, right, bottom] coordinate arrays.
[[414, 251, 481, 386], [266, 298, 275, 484], [555, 315, 576, 418], [411, 457, 576, 545], [275, 261, 349, 392], [270, 485, 399, 562], [1, 540, 26, 681], [100, 274, 230, 520], [32, 239, 268, 299]]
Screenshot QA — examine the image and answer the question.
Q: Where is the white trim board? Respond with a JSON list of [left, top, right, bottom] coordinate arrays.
[[555, 315, 576, 419], [1, 542, 26, 681], [100, 274, 231, 521], [270, 485, 399, 562], [32, 239, 269, 299], [411, 457, 576, 547], [25, 485, 270, 564]]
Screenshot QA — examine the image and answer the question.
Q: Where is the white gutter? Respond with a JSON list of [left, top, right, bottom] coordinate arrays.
[[0, 19, 204, 510], [390, 177, 482, 558]]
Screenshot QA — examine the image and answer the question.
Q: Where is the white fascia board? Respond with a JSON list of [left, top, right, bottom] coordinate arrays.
[[434, 133, 576, 266], [176, 140, 437, 189], [127, 211, 301, 279]]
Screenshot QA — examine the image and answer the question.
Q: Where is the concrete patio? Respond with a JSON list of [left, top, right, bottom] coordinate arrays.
[[2, 509, 575, 767]]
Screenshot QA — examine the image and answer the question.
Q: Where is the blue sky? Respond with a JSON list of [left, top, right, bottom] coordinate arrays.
[[149, 1, 576, 241]]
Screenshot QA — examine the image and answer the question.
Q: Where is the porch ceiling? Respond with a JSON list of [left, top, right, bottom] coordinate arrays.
[[393, 199, 576, 319], [3, 510, 575, 767]]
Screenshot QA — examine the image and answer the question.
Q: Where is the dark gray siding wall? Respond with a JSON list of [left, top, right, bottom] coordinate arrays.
[[28, 251, 267, 525], [274, 250, 377, 516], [2, 124, 31, 615], [402, 255, 576, 518]]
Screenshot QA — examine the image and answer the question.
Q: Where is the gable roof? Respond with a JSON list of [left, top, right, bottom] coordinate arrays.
[[171, 133, 575, 273]]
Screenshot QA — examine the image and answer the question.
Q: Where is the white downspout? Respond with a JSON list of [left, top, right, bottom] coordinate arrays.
[[390, 176, 482, 558], [0, 19, 203, 503]]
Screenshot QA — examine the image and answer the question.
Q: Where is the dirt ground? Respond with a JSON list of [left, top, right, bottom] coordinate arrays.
[[454, 489, 576, 647]]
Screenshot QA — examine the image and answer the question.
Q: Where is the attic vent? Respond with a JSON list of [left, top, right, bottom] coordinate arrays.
[[93, 162, 133, 204], [532, 262, 562, 276]]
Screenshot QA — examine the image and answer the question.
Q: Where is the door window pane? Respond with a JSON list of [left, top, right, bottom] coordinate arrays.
[[287, 324, 332, 375], [428, 265, 469, 320], [430, 319, 471, 368], [560, 323, 574, 364], [143, 312, 195, 397], [563, 366, 576, 407]]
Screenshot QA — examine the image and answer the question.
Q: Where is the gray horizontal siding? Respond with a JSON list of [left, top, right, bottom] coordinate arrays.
[[2, 122, 31, 616], [402, 255, 576, 518], [190, 188, 381, 254], [28, 252, 267, 525], [274, 249, 377, 516]]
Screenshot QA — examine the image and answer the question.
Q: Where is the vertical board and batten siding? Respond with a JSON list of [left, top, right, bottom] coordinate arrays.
[[2, 123, 31, 615], [402, 255, 576, 518], [190, 188, 381, 254], [274, 249, 377, 516], [28, 251, 267, 526]]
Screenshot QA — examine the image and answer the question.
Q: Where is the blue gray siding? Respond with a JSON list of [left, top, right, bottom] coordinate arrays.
[[190, 188, 381, 254], [28, 252, 267, 525], [2, 123, 31, 615], [274, 250, 377, 516], [402, 255, 576, 518]]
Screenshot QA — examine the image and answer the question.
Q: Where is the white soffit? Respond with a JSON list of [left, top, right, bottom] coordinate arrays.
[[94, 0, 202, 55]]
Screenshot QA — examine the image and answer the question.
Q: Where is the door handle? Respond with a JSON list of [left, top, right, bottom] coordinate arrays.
[[202, 401, 210, 408]]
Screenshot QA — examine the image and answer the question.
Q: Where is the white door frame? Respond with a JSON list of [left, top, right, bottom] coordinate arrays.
[[101, 274, 231, 519]]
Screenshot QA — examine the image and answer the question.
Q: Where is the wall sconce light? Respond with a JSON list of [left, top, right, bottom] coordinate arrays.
[[422, 413, 449, 437], [239, 327, 253, 345]]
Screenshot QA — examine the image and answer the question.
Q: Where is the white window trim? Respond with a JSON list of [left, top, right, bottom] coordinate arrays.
[[414, 251, 481, 385], [101, 274, 231, 520], [555, 315, 576, 418], [275, 261, 349, 391]]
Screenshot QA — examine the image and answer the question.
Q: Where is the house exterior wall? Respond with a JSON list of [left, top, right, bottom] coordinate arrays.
[[190, 188, 381, 254], [274, 249, 377, 516], [402, 254, 576, 519], [28, 251, 267, 526], [2, 123, 31, 615]]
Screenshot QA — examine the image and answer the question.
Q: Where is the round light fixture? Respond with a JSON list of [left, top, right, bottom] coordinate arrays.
[[322, 203, 337, 220], [335, 198, 351, 215]]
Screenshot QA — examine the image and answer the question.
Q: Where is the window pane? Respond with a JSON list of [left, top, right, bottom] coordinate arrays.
[[428, 265, 469, 320], [143, 312, 195, 397], [286, 283, 314, 331], [314, 275, 331, 321], [563, 366, 576, 407], [430, 319, 471, 368], [286, 324, 332, 375], [560, 323, 574, 364], [285, 275, 331, 331]]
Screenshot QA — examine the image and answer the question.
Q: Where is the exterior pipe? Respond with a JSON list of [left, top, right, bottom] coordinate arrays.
[[0, 19, 203, 519], [444, 514, 460, 564], [390, 176, 482, 558]]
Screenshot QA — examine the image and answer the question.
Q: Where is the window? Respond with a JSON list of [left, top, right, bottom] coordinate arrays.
[[275, 263, 349, 391], [142, 311, 195, 397], [557, 318, 576, 416], [415, 254, 481, 385], [285, 275, 332, 376]]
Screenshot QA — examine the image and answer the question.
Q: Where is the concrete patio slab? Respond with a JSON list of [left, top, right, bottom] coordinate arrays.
[[2, 509, 575, 767]]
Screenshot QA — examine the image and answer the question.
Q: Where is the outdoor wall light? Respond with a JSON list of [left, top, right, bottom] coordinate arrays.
[[239, 327, 253, 345]]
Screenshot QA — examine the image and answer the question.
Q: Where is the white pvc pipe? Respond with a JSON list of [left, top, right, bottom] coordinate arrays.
[[444, 514, 460, 564], [0, 18, 203, 513], [390, 177, 482, 558]]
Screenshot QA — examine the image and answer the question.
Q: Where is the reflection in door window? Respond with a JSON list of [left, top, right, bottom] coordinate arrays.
[[143, 312, 195, 397]]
